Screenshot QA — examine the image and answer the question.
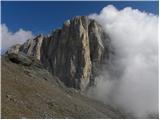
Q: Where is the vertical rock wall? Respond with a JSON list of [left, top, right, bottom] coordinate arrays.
[[9, 16, 111, 91]]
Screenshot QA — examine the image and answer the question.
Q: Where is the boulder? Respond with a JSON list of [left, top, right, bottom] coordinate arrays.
[[7, 52, 32, 66]]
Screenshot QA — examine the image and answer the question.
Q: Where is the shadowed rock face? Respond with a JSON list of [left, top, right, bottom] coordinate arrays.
[[7, 16, 112, 90]]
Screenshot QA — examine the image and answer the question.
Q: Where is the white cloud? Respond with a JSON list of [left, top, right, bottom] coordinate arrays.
[[0, 24, 33, 53], [88, 5, 158, 118]]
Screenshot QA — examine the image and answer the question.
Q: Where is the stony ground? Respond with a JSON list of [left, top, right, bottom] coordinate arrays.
[[1, 55, 128, 119]]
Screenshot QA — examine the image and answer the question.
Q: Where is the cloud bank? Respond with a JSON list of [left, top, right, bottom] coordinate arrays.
[[88, 5, 158, 118], [1, 24, 33, 53]]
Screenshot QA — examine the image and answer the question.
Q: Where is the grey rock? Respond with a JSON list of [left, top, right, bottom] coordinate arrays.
[[6, 94, 15, 102], [7, 52, 32, 66], [7, 44, 21, 54], [20, 34, 44, 60], [8, 16, 112, 91]]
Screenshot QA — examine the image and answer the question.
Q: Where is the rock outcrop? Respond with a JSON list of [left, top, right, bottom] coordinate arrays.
[[20, 34, 44, 60], [7, 44, 21, 54], [7, 16, 112, 91]]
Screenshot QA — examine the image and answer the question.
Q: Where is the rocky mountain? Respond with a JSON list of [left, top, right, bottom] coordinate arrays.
[[2, 15, 159, 119], [7, 16, 112, 91], [2, 16, 135, 119]]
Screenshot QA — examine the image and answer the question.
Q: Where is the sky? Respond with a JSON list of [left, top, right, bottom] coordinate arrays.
[[87, 4, 158, 117], [1, 1, 159, 117], [1, 1, 159, 35]]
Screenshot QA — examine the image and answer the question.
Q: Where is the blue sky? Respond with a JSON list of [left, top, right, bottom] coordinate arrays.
[[1, 1, 159, 35]]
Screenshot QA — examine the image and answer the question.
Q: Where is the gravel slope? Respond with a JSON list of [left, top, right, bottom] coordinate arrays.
[[1, 55, 127, 119]]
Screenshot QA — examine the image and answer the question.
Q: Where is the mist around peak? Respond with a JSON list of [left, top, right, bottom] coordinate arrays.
[[88, 5, 158, 118]]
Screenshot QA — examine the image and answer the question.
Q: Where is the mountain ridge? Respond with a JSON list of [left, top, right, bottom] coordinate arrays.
[[6, 16, 113, 91], [1, 15, 138, 119]]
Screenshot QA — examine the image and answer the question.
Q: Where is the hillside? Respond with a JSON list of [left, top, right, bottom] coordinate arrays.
[[1, 16, 135, 119], [1, 53, 127, 119]]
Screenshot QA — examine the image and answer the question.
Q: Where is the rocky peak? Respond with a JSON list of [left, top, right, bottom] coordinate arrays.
[[7, 44, 21, 54], [7, 16, 112, 91], [20, 34, 44, 60]]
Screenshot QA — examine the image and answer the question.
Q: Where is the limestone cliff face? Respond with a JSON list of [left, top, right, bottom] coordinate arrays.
[[20, 34, 44, 60], [7, 16, 111, 91]]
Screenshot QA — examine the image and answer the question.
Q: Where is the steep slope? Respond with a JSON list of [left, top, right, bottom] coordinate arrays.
[[10, 16, 112, 90], [1, 16, 129, 119], [1, 53, 127, 119]]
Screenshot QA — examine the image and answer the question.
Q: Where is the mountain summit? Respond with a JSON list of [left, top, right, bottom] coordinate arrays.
[[1, 16, 130, 119], [7, 16, 112, 91]]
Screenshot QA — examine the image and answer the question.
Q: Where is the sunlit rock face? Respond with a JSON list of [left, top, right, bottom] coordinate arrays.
[[20, 34, 44, 60], [7, 16, 112, 91]]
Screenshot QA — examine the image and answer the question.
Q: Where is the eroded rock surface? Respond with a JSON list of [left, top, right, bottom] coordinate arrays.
[[20, 34, 44, 60], [7, 16, 112, 90]]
